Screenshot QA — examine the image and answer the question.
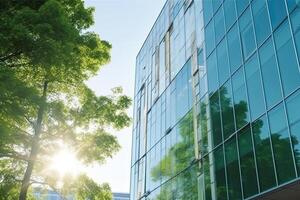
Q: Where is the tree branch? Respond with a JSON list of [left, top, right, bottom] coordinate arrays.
[[0, 152, 29, 161], [0, 50, 22, 62]]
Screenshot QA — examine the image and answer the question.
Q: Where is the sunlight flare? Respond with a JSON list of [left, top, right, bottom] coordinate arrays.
[[49, 146, 82, 178]]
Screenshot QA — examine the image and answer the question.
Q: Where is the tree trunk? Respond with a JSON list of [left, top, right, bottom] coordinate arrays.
[[19, 81, 48, 200]]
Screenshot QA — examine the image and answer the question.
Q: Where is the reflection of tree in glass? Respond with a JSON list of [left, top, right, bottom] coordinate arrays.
[[150, 111, 198, 200]]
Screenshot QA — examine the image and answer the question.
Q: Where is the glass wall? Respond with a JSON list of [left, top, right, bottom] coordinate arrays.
[[132, 0, 300, 200]]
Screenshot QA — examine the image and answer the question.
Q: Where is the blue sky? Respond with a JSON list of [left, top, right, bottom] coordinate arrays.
[[84, 0, 165, 193]]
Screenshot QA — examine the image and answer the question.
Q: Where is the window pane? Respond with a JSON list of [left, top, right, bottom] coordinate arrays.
[[245, 53, 265, 121], [286, 90, 300, 174], [286, 0, 300, 12], [205, 20, 216, 56], [224, 0, 237, 31], [203, 0, 213, 26], [210, 92, 222, 147], [232, 67, 250, 130], [176, 61, 192, 121], [207, 51, 218, 95], [259, 38, 282, 109], [291, 7, 300, 60], [220, 80, 235, 139], [214, 146, 227, 200], [238, 126, 259, 198], [217, 38, 230, 86], [252, 0, 271, 46], [203, 155, 212, 200], [269, 103, 296, 184], [212, 0, 222, 13], [227, 23, 243, 73], [239, 7, 256, 59], [267, 0, 287, 30], [214, 6, 225, 44], [236, 0, 249, 16], [225, 137, 242, 200], [252, 115, 277, 192], [274, 20, 300, 96]]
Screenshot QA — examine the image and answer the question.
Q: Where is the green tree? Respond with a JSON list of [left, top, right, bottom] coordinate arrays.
[[0, 0, 131, 199]]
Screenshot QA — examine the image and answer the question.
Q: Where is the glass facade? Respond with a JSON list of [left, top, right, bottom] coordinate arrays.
[[131, 0, 300, 200]]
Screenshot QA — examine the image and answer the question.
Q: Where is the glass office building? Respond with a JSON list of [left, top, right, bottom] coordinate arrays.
[[130, 0, 300, 199]]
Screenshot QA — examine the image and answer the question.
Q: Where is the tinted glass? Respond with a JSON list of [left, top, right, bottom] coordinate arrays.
[[274, 20, 300, 96], [232, 67, 250, 129], [225, 137, 242, 200], [212, 0, 222, 13], [200, 97, 209, 155], [286, 90, 300, 174], [252, 0, 271, 46], [252, 115, 277, 192], [214, 146, 227, 200], [224, 0, 237, 31], [267, 0, 287, 29], [227, 23, 243, 73], [238, 126, 259, 198], [236, 0, 248, 16], [203, 155, 212, 200], [286, 0, 300, 12], [217, 38, 230, 86], [220, 80, 235, 139], [203, 0, 213, 26], [214, 6, 225, 44], [239, 7, 256, 59], [207, 51, 218, 95], [269, 103, 296, 184], [205, 21, 216, 56], [259, 38, 282, 109], [210, 92, 222, 147], [291, 7, 300, 60], [245, 54, 265, 121]]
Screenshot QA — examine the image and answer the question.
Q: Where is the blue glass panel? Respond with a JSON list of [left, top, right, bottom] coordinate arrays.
[[267, 0, 287, 30], [269, 103, 296, 184], [274, 20, 300, 96], [238, 126, 259, 198], [203, 0, 213, 26], [286, 0, 300, 12], [252, 115, 277, 192], [239, 7, 256, 59], [214, 146, 227, 200], [214, 6, 225, 44], [232, 67, 250, 130], [258, 38, 282, 109], [245, 53, 265, 121], [217, 38, 230, 86], [236, 0, 249, 16], [291, 7, 300, 61], [286, 90, 300, 174], [227, 23, 243, 73], [205, 20, 216, 56], [210, 92, 222, 147], [220, 80, 235, 139], [225, 137, 242, 200], [252, 0, 271, 46], [207, 51, 218, 95], [224, 0, 237, 31]]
